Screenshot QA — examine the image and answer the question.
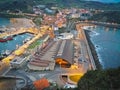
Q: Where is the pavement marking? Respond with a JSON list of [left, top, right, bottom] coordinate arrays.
[[28, 75, 36, 81], [38, 74, 46, 78]]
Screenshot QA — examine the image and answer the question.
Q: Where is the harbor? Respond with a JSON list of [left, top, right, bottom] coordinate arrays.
[[0, 0, 120, 89], [0, 18, 51, 75], [87, 26, 120, 69], [0, 33, 33, 59], [0, 17, 92, 89], [0, 14, 120, 89]]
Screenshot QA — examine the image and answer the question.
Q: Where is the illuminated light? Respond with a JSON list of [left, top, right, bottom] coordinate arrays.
[[70, 65, 78, 69], [56, 58, 68, 65], [14, 48, 25, 56], [2, 55, 15, 63], [69, 74, 84, 83]]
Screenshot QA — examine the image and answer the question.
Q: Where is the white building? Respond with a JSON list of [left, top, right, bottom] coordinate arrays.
[[70, 13, 80, 18], [10, 57, 27, 69], [55, 33, 74, 40]]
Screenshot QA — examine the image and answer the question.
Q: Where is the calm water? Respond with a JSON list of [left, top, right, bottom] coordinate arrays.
[[89, 26, 120, 69], [0, 18, 10, 26], [0, 33, 33, 54], [0, 18, 33, 54]]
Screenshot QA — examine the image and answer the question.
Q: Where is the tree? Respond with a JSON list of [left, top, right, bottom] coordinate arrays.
[[77, 67, 120, 90]]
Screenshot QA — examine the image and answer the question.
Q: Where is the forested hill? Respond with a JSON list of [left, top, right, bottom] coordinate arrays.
[[89, 11, 120, 24], [0, 0, 120, 12], [60, 67, 120, 90], [77, 67, 120, 90]]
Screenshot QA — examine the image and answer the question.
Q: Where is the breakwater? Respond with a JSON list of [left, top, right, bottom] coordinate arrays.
[[84, 30, 102, 69], [88, 26, 120, 69], [77, 21, 120, 29], [76, 24, 97, 70]]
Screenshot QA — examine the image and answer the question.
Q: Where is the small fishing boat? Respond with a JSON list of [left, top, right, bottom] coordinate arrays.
[[0, 36, 13, 42]]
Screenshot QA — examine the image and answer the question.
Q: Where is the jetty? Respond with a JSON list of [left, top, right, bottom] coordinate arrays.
[[76, 21, 120, 29], [76, 23, 96, 70], [0, 27, 39, 38]]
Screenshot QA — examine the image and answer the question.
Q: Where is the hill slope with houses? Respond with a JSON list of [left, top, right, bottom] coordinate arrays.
[[0, 0, 120, 13]]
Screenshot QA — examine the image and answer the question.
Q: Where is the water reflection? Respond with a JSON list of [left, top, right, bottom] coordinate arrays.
[[89, 26, 120, 69], [0, 33, 33, 59]]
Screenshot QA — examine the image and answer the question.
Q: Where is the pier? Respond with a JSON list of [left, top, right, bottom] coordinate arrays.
[[76, 21, 120, 29], [76, 23, 96, 70], [0, 25, 52, 75], [0, 27, 39, 38]]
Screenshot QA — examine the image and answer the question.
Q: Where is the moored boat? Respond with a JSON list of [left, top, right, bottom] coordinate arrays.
[[0, 36, 13, 42], [0, 38, 7, 42], [6, 36, 13, 40]]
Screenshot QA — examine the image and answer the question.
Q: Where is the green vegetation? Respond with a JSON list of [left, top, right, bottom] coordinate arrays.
[[0, 12, 24, 18], [21, 67, 120, 90], [58, 27, 66, 34], [77, 67, 120, 90], [89, 11, 120, 24], [0, 0, 34, 13], [60, 67, 120, 90], [33, 16, 42, 26], [85, 30, 102, 69], [28, 40, 42, 49], [1, 0, 120, 13]]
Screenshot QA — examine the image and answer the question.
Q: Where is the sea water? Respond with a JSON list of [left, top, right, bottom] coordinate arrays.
[[89, 26, 120, 69]]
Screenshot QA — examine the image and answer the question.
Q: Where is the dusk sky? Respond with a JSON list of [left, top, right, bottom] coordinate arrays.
[[86, 0, 120, 3]]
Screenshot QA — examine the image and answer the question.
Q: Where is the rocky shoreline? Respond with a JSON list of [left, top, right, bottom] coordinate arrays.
[[85, 30, 102, 70]]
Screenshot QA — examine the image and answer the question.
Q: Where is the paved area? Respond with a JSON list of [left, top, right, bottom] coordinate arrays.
[[1, 21, 95, 88]]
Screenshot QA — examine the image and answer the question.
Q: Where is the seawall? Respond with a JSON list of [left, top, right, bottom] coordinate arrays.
[[77, 21, 120, 29], [84, 30, 102, 69], [76, 24, 97, 70], [81, 27, 97, 70]]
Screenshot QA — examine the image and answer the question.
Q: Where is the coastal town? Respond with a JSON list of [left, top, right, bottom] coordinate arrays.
[[0, 1, 120, 90]]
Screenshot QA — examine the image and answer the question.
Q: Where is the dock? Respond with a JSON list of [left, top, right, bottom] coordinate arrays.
[[76, 23, 97, 70], [0, 27, 39, 38], [76, 21, 120, 29]]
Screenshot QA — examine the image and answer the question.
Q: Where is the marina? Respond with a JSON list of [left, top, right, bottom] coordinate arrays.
[[0, 33, 33, 59], [0, 7, 120, 89]]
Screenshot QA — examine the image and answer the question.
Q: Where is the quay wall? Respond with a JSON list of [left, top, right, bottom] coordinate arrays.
[[77, 21, 120, 29], [76, 24, 97, 70], [0, 28, 38, 38], [90, 22, 120, 28], [81, 27, 97, 70], [84, 30, 102, 69]]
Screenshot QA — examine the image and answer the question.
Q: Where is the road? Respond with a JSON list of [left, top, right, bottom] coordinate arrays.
[[76, 23, 96, 70], [0, 63, 10, 75], [80, 40, 91, 70], [65, 19, 76, 32], [0, 19, 96, 88]]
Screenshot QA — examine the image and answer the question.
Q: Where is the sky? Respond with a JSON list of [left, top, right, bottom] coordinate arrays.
[[86, 0, 120, 3]]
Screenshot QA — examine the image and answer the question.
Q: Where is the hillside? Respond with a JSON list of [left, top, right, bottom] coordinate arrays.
[[77, 67, 120, 90], [60, 67, 120, 90], [89, 11, 120, 24], [0, 0, 120, 12]]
